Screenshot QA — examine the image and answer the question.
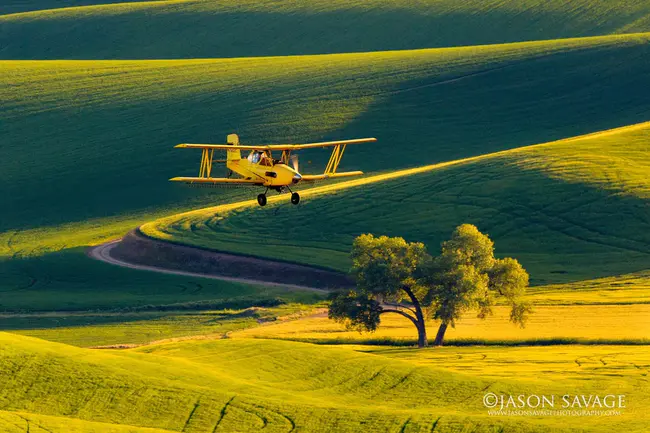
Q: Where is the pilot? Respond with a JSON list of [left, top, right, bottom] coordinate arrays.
[[259, 153, 272, 166]]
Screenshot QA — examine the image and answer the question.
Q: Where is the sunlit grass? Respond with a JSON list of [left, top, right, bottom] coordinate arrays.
[[3, 304, 319, 347], [357, 344, 650, 381], [525, 270, 650, 305], [232, 304, 650, 345], [1, 332, 648, 432]]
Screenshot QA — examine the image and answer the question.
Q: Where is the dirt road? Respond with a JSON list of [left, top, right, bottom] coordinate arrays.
[[89, 239, 329, 293]]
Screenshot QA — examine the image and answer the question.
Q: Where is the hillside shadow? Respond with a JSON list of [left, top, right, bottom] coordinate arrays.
[[3, 4, 650, 59], [0, 247, 324, 313]]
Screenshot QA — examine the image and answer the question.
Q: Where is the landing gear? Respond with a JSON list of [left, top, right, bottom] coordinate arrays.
[[256, 188, 299, 207]]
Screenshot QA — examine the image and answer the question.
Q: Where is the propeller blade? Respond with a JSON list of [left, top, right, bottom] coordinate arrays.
[[290, 154, 299, 172]]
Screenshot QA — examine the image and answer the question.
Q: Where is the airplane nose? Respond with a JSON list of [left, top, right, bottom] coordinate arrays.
[[292, 174, 302, 184]]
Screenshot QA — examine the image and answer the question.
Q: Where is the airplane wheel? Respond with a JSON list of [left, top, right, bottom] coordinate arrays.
[[291, 192, 300, 205], [257, 194, 267, 207]]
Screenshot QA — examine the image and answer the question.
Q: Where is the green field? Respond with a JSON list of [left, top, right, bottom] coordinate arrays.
[[3, 35, 650, 235], [3, 0, 650, 58], [1, 333, 648, 432], [2, 0, 650, 431], [143, 122, 650, 284], [0, 0, 155, 15], [3, 34, 649, 320], [1, 304, 319, 347]]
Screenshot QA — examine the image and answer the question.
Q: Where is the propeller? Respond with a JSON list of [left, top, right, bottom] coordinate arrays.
[[290, 154, 299, 173]]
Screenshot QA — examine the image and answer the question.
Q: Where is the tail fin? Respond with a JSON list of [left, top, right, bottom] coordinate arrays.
[[226, 133, 241, 161]]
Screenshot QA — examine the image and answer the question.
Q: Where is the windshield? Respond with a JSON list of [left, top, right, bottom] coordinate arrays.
[[248, 151, 261, 163]]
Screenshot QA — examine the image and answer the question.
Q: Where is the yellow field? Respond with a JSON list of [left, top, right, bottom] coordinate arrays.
[[358, 345, 650, 381], [526, 270, 650, 305], [234, 304, 650, 344]]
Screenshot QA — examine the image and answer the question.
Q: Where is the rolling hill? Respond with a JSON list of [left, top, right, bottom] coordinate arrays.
[[3, 34, 650, 236], [2, 34, 649, 321], [142, 122, 650, 285], [1, 332, 648, 432], [3, 0, 650, 59], [2, 1, 650, 432], [0, 0, 157, 15]]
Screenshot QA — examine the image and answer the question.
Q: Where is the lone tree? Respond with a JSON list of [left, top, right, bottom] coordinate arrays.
[[422, 224, 531, 345], [328, 224, 531, 347]]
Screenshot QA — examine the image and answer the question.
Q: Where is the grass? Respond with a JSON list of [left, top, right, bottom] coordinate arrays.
[[0, 304, 318, 347], [357, 344, 650, 381], [525, 270, 650, 305], [0, 0, 156, 15], [0, 248, 322, 312], [3, 0, 650, 58], [0, 410, 172, 433], [3, 3, 650, 431], [143, 121, 650, 285], [232, 304, 650, 346], [3, 35, 650, 234], [1, 332, 648, 432], [2, 35, 648, 322]]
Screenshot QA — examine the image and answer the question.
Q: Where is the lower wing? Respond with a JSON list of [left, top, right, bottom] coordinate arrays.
[[170, 177, 263, 185], [300, 171, 363, 182]]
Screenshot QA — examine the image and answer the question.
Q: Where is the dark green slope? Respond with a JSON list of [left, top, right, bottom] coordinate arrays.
[[2, 0, 650, 59], [0, 0, 155, 15], [146, 123, 650, 285], [2, 36, 650, 233]]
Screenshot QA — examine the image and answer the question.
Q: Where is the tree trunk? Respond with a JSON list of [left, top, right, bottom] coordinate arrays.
[[433, 321, 448, 346], [402, 286, 428, 348], [379, 308, 426, 347], [416, 320, 428, 348]]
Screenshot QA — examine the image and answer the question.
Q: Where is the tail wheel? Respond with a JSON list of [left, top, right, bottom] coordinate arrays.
[[257, 194, 267, 207], [291, 192, 300, 205]]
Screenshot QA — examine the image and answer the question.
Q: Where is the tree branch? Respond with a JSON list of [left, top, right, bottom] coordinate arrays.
[[382, 301, 416, 314], [380, 308, 419, 327], [401, 285, 421, 309]]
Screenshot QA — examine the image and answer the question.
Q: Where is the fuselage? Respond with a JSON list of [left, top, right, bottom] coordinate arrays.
[[227, 150, 301, 187]]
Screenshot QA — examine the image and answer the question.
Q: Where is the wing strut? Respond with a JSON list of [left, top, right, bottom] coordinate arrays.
[[198, 148, 215, 178], [325, 144, 347, 174]]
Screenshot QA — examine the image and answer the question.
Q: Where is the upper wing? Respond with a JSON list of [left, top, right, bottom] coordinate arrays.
[[267, 137, 377, 150], [170, 177, 262, 185], [175, 137, 377, 151]]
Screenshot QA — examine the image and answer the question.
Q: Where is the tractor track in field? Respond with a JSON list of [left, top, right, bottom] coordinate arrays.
[[88, 239, 330, 294]]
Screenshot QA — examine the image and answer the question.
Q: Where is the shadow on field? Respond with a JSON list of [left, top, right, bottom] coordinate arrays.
[[0, 247, 324, 313], [2, 6, 642, 59]]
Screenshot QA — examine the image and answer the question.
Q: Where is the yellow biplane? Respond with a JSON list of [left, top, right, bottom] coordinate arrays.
[[171, 134, 376, 206]]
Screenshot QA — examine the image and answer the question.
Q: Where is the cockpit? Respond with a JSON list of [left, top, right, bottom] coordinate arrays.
[[248, 151, 272, 166]]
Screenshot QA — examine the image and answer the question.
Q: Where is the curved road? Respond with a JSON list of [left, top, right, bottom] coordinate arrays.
[[89, 240, 328, 294]]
